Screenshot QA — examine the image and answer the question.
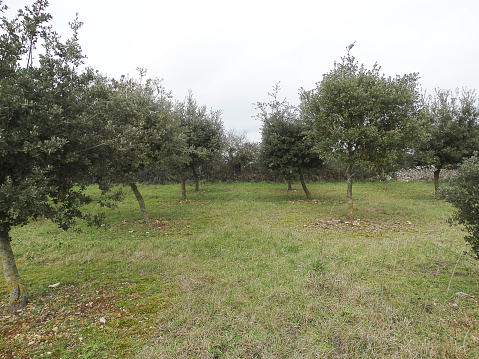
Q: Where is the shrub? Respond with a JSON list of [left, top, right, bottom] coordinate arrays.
[[445, 153, 479, 258]]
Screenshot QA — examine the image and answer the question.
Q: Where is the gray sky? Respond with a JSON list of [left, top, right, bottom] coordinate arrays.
[[7, 0, 479, 141]]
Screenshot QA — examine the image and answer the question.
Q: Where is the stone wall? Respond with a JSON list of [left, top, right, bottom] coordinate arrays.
[[395, 166, 457, 182]]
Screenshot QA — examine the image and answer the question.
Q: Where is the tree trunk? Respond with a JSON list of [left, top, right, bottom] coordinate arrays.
[[299, 170, 311, 200], [0, 228, 28, 311], [346, 165, 354, 220], [181, 176, 187, 200], [382, 169, 388, 190], [129, 183, 149, 223], [192, 167, 200, 192], [434, 168, 441, 199], [287, 180, 292, 191]]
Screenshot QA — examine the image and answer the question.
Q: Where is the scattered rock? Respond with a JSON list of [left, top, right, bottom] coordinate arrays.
[[300, 217, 421, 236]]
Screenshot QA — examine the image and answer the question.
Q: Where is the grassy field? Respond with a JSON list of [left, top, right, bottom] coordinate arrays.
[[1, 181, 478, 358]]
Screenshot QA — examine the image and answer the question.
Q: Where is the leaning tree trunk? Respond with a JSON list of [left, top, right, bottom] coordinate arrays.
[[0, 228, 28, 311], [299, 170, 311, 200], [181, 176, 187, 200], [346, 165, 354, 220], [129, 183, 149, 223], [434, 167, 441, 199]]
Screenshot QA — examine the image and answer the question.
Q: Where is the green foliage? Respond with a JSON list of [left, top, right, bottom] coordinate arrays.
[[445, 153, 479, 258], [257, 84, 322, 185], [220, 130, 262, 182], [91, 72, 176, 184], [300, 43, 425, 216], [417, 88, 479, 168], [300, 43, 424, 174], [415, 88, 479, 196], [0, 0, 115, 233], [172, 91, 224, 188]]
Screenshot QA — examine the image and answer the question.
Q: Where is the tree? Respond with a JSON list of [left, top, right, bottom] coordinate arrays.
[[221, 130, 261, 182], [300, 43, 424, 219], [172, 91, 224, 199], [0, 1, 116, 310], [444, 153, 479, 259], [416, 88, 479, 197], [257, 84, 322, 199], [91, 72, 176, 222]]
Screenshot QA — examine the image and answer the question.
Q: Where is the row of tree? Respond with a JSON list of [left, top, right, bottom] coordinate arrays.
[[258, 46, 479, 218], [1, 1, 479, 310], [0, 0, 231, 309]]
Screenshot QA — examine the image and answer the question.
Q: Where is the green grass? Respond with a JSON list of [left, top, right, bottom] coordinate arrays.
[[2, 181, 479, 358]]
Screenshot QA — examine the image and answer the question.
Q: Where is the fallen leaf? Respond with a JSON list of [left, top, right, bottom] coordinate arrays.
[[99, 317, 106, 324]]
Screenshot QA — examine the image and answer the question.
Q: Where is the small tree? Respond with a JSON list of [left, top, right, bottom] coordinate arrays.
[[445, 154, 479, 259], [416, 88, 479, 197], [221, 130, 261, 182], [257, 84, 322, 199], [92, 72, 175, 222], [301, 43, 424, 219], [172, 91, 224, 199]]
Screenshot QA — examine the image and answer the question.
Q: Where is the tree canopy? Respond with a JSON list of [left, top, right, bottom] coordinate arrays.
[[221, 130, 261, 182]]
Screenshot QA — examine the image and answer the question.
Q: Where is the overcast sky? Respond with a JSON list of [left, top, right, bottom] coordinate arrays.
[[7, 0, 479, 141]]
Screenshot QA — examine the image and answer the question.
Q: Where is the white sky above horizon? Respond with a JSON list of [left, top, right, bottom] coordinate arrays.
[[6, 0, 479, 142]]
